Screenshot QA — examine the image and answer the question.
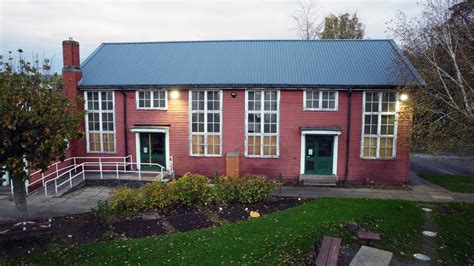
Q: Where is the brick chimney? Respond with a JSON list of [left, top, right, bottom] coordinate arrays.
[[62, 38, 83, 156], [63, 38, 80, 68], [62, 38, 82, 99]]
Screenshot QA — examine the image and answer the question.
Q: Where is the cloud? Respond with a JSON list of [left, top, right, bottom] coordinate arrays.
[[0, 0, 420, 72]]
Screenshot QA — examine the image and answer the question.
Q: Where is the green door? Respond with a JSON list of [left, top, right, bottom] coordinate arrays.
[[304, 135, 333, 175], [140, 133, 166, 170]]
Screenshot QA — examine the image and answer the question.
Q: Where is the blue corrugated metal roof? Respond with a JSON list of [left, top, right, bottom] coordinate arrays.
[[78, 39, 424, 88]]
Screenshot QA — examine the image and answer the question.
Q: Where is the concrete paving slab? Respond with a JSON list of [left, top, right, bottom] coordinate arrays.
[[350, 246, 393, 266]]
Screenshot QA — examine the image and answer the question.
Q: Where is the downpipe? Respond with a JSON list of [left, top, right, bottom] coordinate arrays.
[[343, 88, 353, 186]]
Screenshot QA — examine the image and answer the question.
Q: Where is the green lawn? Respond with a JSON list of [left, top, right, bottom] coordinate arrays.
[[435, 203, 474, 265], [15, 198, 425, 265], [421, 174, 474, 193]]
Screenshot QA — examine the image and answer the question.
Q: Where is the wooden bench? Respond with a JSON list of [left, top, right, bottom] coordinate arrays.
[[313, 236, 341, 266], [357, 231, 380, 245]]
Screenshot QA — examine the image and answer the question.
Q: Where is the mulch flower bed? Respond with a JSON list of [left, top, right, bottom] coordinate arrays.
[[0, 196, 304, 258]]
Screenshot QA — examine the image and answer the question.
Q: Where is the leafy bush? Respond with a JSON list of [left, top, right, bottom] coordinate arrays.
[[141, 181, 176, 209], [216, 174, 275, 204], [170, 173, 215, 205], [107, 186, 145, 215], [235, 175, 275, 204], [98, 173, 275, 217]]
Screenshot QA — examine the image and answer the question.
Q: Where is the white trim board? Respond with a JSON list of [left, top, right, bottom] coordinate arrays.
[[300, 130, 341, 175], [132, 126, 170, 171]]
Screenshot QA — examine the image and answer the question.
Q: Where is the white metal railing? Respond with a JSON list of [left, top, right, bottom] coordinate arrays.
[[23, 156, 133, 195], [42, 159, 166, 197]]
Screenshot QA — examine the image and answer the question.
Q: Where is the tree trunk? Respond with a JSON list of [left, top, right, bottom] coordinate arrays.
[[12, 176, 27, 221]]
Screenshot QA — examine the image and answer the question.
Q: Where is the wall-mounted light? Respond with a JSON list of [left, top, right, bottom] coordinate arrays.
[[400, 93, 408, 102], [170, 90, 180, 100], [231, 91, 237, 98]]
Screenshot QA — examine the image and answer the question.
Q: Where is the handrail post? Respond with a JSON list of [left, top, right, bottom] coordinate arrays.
[[99, 158, 103, 179], [25, 180, 29, 195], [123, 157, 126, 172], [45, 183, 48, 197], [116, 162, 119, 179], [69, 171, 73, 188], [42, 173, 45, 187], [55, 179, 58, 196], [55, 164, 59, 178], [73, 158, 76, 168], [82, 164, 85, 180], [138, 165, 141, 180], [10, 181, 13, 196]]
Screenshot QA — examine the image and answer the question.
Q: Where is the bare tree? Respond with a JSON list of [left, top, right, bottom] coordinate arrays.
[[291, 0, 322, 40], [388, 0, 473, 152]]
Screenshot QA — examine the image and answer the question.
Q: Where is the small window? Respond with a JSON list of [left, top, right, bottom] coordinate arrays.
[[304, 90, 338, 111], [136, 90, 167, 109]]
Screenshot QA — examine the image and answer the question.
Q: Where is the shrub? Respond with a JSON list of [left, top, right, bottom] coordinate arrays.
[[215, 175, 239, 203], [141, 181, 176, 209], [236, 175, 275, 204], [98, 173, 275, 217], [170, 173, 215, 205], [215, 174, 275, 204], [107, 186, 145, 215]]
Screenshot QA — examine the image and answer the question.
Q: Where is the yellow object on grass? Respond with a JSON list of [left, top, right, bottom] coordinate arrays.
[[249, 211, 261, 218]]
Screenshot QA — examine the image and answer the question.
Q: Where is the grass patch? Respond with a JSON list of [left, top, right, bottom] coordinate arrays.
[[435, 203, 474, 265], [421, 174, 474, 193], [15, 198, 424, 265]]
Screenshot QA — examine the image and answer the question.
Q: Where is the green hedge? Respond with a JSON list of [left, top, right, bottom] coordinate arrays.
[[100, 173, 275, 216]]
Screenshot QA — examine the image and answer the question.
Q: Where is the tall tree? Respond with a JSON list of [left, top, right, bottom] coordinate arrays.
[[292, 0, 322, 40], [388, 0, 473, 152], [320, 13, 365, 39], [0, 51, 83, 219]]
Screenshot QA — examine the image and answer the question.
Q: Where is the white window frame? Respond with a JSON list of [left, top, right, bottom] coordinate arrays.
[[188, 90, 223, 157], [84, 91, 116, 154], [136, 90, 168, 110], [360, 91, 399, 160], [303, 89, 339, 111], [245, 90, 280, 158]]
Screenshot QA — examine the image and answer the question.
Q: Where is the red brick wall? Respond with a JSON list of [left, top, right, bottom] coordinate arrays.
[[70, 89, 410, 184]]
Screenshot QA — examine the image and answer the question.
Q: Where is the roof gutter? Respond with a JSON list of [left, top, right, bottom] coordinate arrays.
[[77, 84, 401, 90]]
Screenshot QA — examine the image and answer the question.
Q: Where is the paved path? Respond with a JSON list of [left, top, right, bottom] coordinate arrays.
[[410, 153, 474, 176], [275, 171, 474, 203], [0, 186, 113, 223], [1, 171, 473, 224]]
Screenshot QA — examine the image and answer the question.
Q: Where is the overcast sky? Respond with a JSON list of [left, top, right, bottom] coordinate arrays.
[[1, 0, 420, 73]]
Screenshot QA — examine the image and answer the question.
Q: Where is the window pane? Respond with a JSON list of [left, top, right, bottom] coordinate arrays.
[[192, 135, 205, 155], [365, 92, 379, 112], [247, 136, 261, 156], [206, 135, 221, 155], [382, 92, 396, 112], [379, 137, 394, 159], [363, 137, 377, 157], [381, 115, 395, 135], [263, 136, 277, 156]]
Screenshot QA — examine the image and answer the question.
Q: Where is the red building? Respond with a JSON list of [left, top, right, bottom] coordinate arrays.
[[62, 39, 424, 185]]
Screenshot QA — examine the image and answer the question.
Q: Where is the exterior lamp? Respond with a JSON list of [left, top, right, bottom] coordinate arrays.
[[170, 90, 180, 100], [400, 93, 408, 102]]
